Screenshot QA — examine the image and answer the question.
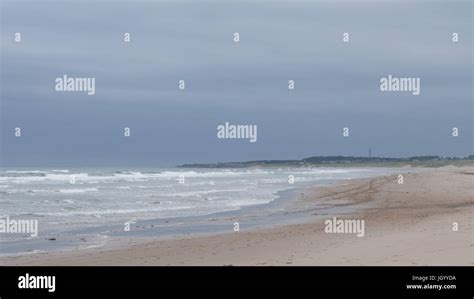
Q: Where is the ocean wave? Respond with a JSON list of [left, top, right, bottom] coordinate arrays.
[[149, 188, 249, 198], [30, 205, 194, 217], [0, 169, 255, 183], [57, 188, 99, 194], [0, 187, 99, 195], [1, 171, 46, 177]]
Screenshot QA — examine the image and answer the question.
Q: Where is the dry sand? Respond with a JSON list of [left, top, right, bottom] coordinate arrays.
[[1, 166, 472, 266]]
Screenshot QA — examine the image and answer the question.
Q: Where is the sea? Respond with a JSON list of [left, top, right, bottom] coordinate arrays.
[[0, 167, 406, 255]]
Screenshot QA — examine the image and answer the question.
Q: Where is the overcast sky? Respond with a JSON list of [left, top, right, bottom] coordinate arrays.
[[1, 0, 472, 167]]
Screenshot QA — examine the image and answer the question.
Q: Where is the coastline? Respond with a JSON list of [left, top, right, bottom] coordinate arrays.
[[0, 166, 471, 266], [0, 167, 403, 257]]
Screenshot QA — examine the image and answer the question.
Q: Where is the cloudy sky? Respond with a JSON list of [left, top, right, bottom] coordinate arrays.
[[1, 0, 472, 167]]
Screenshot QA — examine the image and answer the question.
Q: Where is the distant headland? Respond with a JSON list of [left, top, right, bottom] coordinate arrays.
[[177, 155, 474, 168]]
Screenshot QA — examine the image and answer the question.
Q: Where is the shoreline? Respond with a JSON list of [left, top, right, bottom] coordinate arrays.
[[0, 166, 471, 265], [0, 184, 309, 257], [0, 167, 404, 257]]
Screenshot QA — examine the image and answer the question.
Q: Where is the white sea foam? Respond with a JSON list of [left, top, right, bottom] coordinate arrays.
[[57, 188, 99, 194]]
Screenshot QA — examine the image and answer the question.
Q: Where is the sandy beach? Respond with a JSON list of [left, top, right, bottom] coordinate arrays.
[[1, 166, 472, 266]]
